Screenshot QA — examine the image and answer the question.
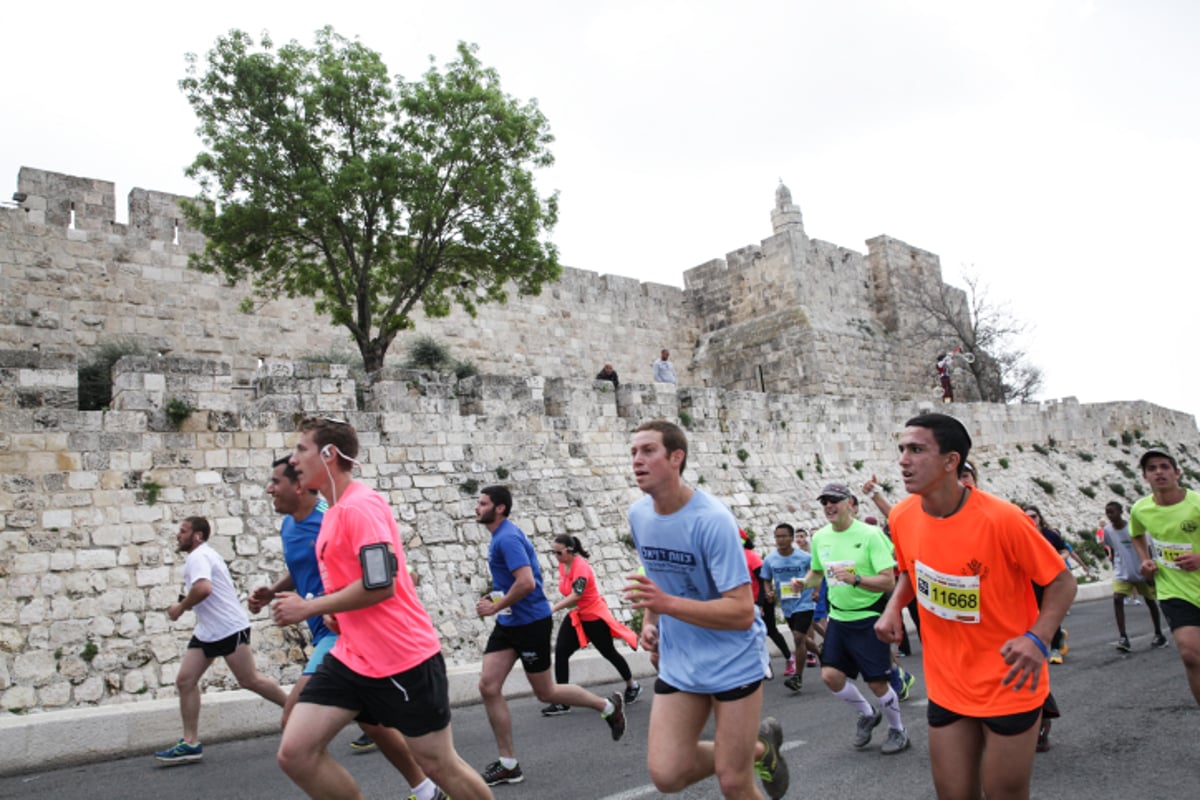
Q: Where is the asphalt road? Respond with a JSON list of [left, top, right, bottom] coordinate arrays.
[[0, 597, 1194, 799]]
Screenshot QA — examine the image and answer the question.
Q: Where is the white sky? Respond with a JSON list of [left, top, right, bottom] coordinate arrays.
[[5, 1, 1199, 422]]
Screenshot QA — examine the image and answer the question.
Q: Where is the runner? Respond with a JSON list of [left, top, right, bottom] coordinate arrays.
[[475, 486, 625, 786], [1101, 500, 1166, 652], [154, 516, 287, 764], [252, 456, 443, 800], [792, 482, 909, 755], [624, 420, 788, 799], [1130, 447, 1200, 704], [544, 534, 641, 715], [272, 417, 490, 800], [876, 412, 1075, 799], [761, 523, 815, 692]]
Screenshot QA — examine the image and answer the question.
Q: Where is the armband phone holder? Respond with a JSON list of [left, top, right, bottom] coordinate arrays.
[[360, 543, 398, 589]]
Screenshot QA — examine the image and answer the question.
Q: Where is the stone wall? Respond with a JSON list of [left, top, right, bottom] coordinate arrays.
[[2, 167, 970, 400], [1, 353, 1198, 714]]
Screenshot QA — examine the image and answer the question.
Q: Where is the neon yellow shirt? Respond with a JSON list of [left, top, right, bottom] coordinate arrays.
[[1130, 489, 1200, 606]]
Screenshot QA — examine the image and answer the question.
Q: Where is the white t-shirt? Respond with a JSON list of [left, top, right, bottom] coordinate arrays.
[[183, 542, 249, 643]]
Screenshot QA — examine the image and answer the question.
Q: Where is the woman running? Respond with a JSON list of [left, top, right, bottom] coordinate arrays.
[[543, 535, 641, 716]]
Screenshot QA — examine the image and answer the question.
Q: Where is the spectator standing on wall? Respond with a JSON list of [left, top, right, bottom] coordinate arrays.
[[596, 363, 619, 388], [653, 349, 677, 384]]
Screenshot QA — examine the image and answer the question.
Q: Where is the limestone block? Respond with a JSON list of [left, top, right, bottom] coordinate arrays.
[[92, 524, 131, 547], [76, 549, 117, 569], [1, 685, 37, 710], [135, 566, 170, 587], [38, 574, 63, 597], [0, 625, 25, 652], [12, 553, 50, 574], [73, 675, 104, 703], [12, 649, 56, 684]]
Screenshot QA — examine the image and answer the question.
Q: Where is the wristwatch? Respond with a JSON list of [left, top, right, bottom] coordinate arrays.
[[853, 574, 862, 587]]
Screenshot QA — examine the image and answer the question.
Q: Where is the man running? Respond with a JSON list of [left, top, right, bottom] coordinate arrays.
[[762, 523, 815, 692], [1100, 500, 1166, 652], [876, 413, 1075, 799], [252, 456, 443, 800], [272, 417, 490, 800], [475, 485, 625, 786], [1131, 447, 1200, 704], [155, 516, 287, 764], [793, 482, 909, 755], [624, 420, 788, 799]]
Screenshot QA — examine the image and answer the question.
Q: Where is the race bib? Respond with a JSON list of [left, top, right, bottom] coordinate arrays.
[[779, 582, 797, 598], [915, 561, 980, 624], [824, 560, 856, 588], [489, 591, 513, 616], [1149, 536, 1194, 570]]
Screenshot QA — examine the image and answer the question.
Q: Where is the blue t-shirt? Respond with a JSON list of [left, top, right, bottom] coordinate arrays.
[[281, 500, 332, 643], [629, 490, 766, 694], [488, 518, 552, 626], [761, 548, 815, 616]]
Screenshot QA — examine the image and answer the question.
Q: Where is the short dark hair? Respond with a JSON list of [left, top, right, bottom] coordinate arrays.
[[774, 523, 795, 536], [905, 413, 971, 471], [1105, 500, 1123, 513], [635, 419, 689, 473], [297, 417, 360, 467], [184, 516, 211, 541], [272, 454, 301, 483], [481, 485, 513, 517]]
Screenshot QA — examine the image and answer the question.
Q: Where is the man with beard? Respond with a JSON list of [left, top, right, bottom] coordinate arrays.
[[154, 516, 287, 764], [474, 484, 626, 786]]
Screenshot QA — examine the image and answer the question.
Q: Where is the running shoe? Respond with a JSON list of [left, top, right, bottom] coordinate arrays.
[[806, 653, 819, 668], [784, 675, 803, 693], [899, 669, 916, 702], [1048, 649, 1063, 665], [888, 667, 904, 696], [1059, 628, 1069, 656], [853, 709, 883, 748], [349, 733, 377, 752], [1116, 635, 1131, 653], [481, 760, 524, 785], [604, 692, 626, 741], [783, 655, 797, 677], [154, 739, 203, 765], [541, 703, 571, 716], [1151, 634, 1168, 648], [881, 727, 910, 755], [624, 682, 644, 705], [408, 792, 448, 800], [764, 660, 774, 680], [754, 716, 789, 800]]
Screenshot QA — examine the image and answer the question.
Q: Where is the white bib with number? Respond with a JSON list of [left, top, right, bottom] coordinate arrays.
[[1149, 536, 1193, 570], [915, 560, 981, 624]]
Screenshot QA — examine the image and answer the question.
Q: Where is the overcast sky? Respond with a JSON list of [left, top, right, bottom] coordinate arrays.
[[5, 1, 1199, 423]]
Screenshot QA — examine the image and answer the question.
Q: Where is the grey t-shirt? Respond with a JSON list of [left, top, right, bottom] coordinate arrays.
[[652, 358, 677, 383], [1104, 522, 1145, 583]]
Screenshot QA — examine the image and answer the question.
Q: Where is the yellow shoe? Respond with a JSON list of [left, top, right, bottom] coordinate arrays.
[[1059, 629, 1069, 656], [1049, 649, 1063, 664]]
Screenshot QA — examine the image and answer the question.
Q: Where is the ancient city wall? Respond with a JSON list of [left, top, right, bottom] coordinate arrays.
[[1, 353, 1199, 714]]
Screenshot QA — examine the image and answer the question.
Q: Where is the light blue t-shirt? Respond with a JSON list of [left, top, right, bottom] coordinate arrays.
[[761, 548, 815, 616], [629, 490, 766, 694], [488, 518, 552, 626]]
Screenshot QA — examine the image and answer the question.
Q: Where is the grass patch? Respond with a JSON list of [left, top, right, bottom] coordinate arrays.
[[1032, 477, 1055, 495]]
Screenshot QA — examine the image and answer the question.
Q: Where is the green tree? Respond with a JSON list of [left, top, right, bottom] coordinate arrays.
[[180, 29, 560, 372]]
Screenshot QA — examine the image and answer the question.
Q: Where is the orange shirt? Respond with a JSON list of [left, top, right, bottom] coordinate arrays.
[[889, 489, 1066, 716]]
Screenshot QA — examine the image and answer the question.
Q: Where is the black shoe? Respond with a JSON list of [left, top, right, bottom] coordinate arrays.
[[1116, 636, 1131, 653], [624, 682, 644, 704], [349, 734, 376, 753], [784, 675, 803, 693], [604, 692, 626, 741], [1151, 634, 1168, 648], [541, 703, 571, 716], [482, 760, 524, 785]]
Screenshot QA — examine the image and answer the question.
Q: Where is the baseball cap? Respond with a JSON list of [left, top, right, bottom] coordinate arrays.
[[817, 482, 853, 502], [1139, 448, 1178, 471]]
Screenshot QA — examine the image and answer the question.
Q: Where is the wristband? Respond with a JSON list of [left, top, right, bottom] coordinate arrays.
[[1023, 631, 1049, 659]]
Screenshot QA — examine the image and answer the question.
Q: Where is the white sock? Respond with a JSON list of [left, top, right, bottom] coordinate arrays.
[[499, 756, 518, 769], [602, 698, 615, 716], [878, 687, 904, 731], [832, 683, 875, 716], [411, 778, 437, 800]]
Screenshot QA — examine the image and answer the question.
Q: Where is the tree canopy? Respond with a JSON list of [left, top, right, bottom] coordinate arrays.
[[180, 28, 561, 372]]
